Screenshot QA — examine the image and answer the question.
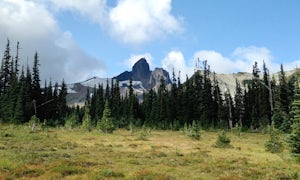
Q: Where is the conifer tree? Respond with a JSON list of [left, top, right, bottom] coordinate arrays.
[[234, 79, 244, 127], [97, 99, 114, 133], [278, 64, 292, 132], [24, 65, 33, 121], [111, 80, 121, 121], [288, 77, 300, 153], [95, 84, 105, 121], [212, 72, 224, 128], [260, 61, 272, 126], [250, 61, 261, 129], [57, 80, 68, 124], [201, 60, 214, 128], [14, 67, 26, 123], [90, 85, 97, 125], [14, 42, 20, 76], [1, 39, 11, 94], [168, 69, 177, 127], [81, 101, 92, 131], [32, 52, 41, 117]]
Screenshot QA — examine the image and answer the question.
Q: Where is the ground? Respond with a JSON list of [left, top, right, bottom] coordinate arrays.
[[0, 124, 299, 179]]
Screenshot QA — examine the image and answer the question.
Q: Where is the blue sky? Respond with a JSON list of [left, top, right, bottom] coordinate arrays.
[[1, 0, 300, 83]]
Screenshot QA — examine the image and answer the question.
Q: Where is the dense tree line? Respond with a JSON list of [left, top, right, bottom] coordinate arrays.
[[1, 40, 299, 152], [0, 40, 68, 125], [75, 59, 297, 132]]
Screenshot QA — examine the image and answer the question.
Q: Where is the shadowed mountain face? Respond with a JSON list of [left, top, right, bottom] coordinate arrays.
[[67, 58, 171, 106], [114, 58, 171, 89]]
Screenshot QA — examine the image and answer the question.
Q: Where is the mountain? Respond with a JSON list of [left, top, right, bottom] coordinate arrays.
[[114, 58, 171, 89], [66, 58, 171, 106], [66, 57, 296, 106]]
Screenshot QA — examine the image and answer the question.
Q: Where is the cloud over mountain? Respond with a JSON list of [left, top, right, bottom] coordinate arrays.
[[0, 0, 182, 83], [0, 0, 105, 83]]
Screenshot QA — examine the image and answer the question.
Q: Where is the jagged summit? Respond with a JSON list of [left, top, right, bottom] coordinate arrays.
[[67, 58, 171, 106], [132, 58, 151, 83], [114, 58, 171, 89]]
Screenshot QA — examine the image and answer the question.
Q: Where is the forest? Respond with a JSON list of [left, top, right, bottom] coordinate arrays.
[[1, 40, 300, 154]]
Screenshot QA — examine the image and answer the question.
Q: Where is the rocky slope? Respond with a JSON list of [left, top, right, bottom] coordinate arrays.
[[114, 58, 171, 89], [66, 58, 171, 106], [66, 57, 296, 106]]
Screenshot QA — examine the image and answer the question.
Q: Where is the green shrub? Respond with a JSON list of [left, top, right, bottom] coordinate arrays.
[[288, 122, 300, 153], [52, 165, 85, 177], [136, 125, 149, 141], [232, 123, 242, 136], [99, 169, 124, 178], [265, 125, 284, 153], [184, 120, 201, 140], [29, 115, 40, 132], [64, 113, 79, 130], [214, 130, 231, 148]]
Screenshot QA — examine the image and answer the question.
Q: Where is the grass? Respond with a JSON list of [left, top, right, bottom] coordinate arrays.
[[0, 124, 299, 179]]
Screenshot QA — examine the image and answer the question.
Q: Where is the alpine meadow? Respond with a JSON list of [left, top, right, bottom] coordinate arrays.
[[1, 0, 300, 179]]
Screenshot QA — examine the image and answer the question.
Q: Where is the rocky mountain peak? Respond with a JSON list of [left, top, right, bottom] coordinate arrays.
[[114, 58, 171, 90], [132, 58, 151, 84]]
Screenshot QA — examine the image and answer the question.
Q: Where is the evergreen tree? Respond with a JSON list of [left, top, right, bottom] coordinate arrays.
[[224, 91, 234, 129], [249, 61, 261, 129], [65, 111, 79, 130], [111, 80, 121, 122], [278, 64, 292, 132], [95, 84, 105, 121], [176, 72, 184, 126], [24, 65, 33, 121], [168, 69, 178, 127], [212, 72, 224, 128], [81, 101, 92, 131], [157, 77, 168, 129], [1, 39, 11, 94], [32, 52, 41, 117], [279, 64, 291, 114], [288, 78, 300, 153], [234, 79, 244, 127], [97, 99, 115, 133], [90, 85, 97, 125], [14, 67, 26, 123], [57, 80, 68, 124], [201, 60, 214, 128], [260, 61, 272, 126], [14, 42, 20, 76]]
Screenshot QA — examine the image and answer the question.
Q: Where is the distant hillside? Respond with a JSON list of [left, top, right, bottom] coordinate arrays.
[[66, 58, 171, 106], [66, 58, 297, 106]]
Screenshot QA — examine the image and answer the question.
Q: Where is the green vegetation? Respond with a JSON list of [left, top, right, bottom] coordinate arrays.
[[97, 99, 115, 133], [265, 124, 285, 153], [0, 125, 299, 179], [2, 38, 300, 179], [213, 130, 232, 148]]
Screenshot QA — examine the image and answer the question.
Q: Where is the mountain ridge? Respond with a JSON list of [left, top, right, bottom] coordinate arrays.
[[66, 58, 297, 106], [67, 58, 172, 106]]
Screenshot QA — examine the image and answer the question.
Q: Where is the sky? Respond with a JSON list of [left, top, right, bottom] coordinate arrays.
[[1, 0, 300, 83]]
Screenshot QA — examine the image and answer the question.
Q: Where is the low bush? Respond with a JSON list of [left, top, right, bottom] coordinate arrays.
[[213, 131, 232, 148]]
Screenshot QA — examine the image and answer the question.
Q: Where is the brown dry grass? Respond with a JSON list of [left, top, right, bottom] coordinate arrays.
[[0, 124, 299, 179]]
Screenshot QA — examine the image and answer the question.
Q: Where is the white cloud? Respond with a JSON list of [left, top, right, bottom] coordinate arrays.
[[0, 0, 105, 83], [232, 46, 279, 73], [43, 0, 183, 46], [108, 0, 182, 45], [162, 46, 287, 81], [48, 0, 107, 24], [193, 50, 235, 73], [162, 51, 193, 81], [124, 53, 154, 70]]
